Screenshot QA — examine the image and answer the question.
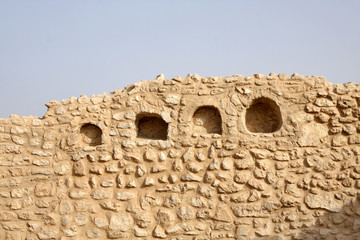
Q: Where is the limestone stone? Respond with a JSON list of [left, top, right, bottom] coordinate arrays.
[[143, 177, 154, 186], [86, 229, 103, 238], [247, 178, 265, 191], [101, 179, 114, 187], [182, 147, 194, 162], [94, 217, 108, 228], [0, 211, 17, 221], [144, 149, 157, 162], [212, 204, 232, 222], [91, 189, 111, 200], [314, 98, 336, 107], [68, 190, 86, 200], [37, 229, 57, 240], [112, 112, 123, 121], [304, 193, 342, 212], [56, 207, 69, 221], [157, 209, 173, 227], [234, 171, 252, 184], [353, 219, 360, 231], [105, 162, 118, 173], [298, 122, 328, 147], [250, 149, 271, 159], [332, 135, 348, 147], [164, 95, 180, 105], [136, 213, 152, 228], [74, 214, 88, 225], [181, 173, 202, 182], [236, 225, 249, 236], [116, 191, 135, 201], [73, 160, 86, 176], [273, 152, 290, 161], [186, 162, 203, 173], [221, 158, 233, 170], [177, 206, 194, 220], [34, 183, 53, 197], [133, 226, 148, 237], [153, 225, 167, 238], [109, 214, 132, 231]]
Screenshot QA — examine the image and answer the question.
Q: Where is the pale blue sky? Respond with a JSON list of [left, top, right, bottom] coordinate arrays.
[[0, 0, 359, 118]]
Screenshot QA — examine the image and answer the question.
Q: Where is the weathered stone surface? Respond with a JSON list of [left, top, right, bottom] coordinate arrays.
[[304, 193, 342, 212], [109, 214, 133, 231], [134, 226, 148, 237], [91, 189, 111, 200], [0, 211, 17, 221], [94, 217, 108, 228], [116, 191, 135, 201], [144, 149, 157, 162], [59, 201, 72, 215], [231, 205, 269, 218], [0, 74, 359, 239], [212, 204, 232, 222], [164, 94, 180, 105], [69, 190, 87, 199], [177, 206, 194, 220], [73, 160, 86, 176], [38, 229, 57, 240], [153, 225, 167, 238], [34, 183, 53, 197], [298, 122, 328, 147], [136, 213, 152, 228]]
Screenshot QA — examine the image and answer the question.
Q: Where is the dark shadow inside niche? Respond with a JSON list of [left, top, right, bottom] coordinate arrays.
[[80, 123, 102, 146], [136, 113, 168, 140], [192, 106, 222, 134], [245, 97, 282, 133]]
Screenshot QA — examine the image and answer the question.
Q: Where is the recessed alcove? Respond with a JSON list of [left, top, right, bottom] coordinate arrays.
[[245, 97, 282, 133], [192, 106, 222, 135], [80, 123, 102, 146], [136, 113, 168, 140]]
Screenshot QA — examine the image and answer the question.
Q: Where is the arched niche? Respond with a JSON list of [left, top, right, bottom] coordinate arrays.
[[245, 97, 282, 133], [80, 123, 102, 146], [136, 113, 168, 140], [192, 106, 222, 135]]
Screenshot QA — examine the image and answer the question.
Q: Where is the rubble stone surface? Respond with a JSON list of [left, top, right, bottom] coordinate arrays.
[[1, 73, 360, 239]]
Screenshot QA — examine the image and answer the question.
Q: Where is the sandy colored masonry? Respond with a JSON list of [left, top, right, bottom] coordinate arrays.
[[1, 73, 360, 240]]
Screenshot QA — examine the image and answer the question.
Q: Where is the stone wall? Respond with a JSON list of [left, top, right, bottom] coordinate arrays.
[[1, 73, 360, 239]]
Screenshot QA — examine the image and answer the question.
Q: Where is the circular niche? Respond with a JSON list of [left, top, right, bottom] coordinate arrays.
[[80, 123, 102, 146], [245, 97, 282, 133]]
